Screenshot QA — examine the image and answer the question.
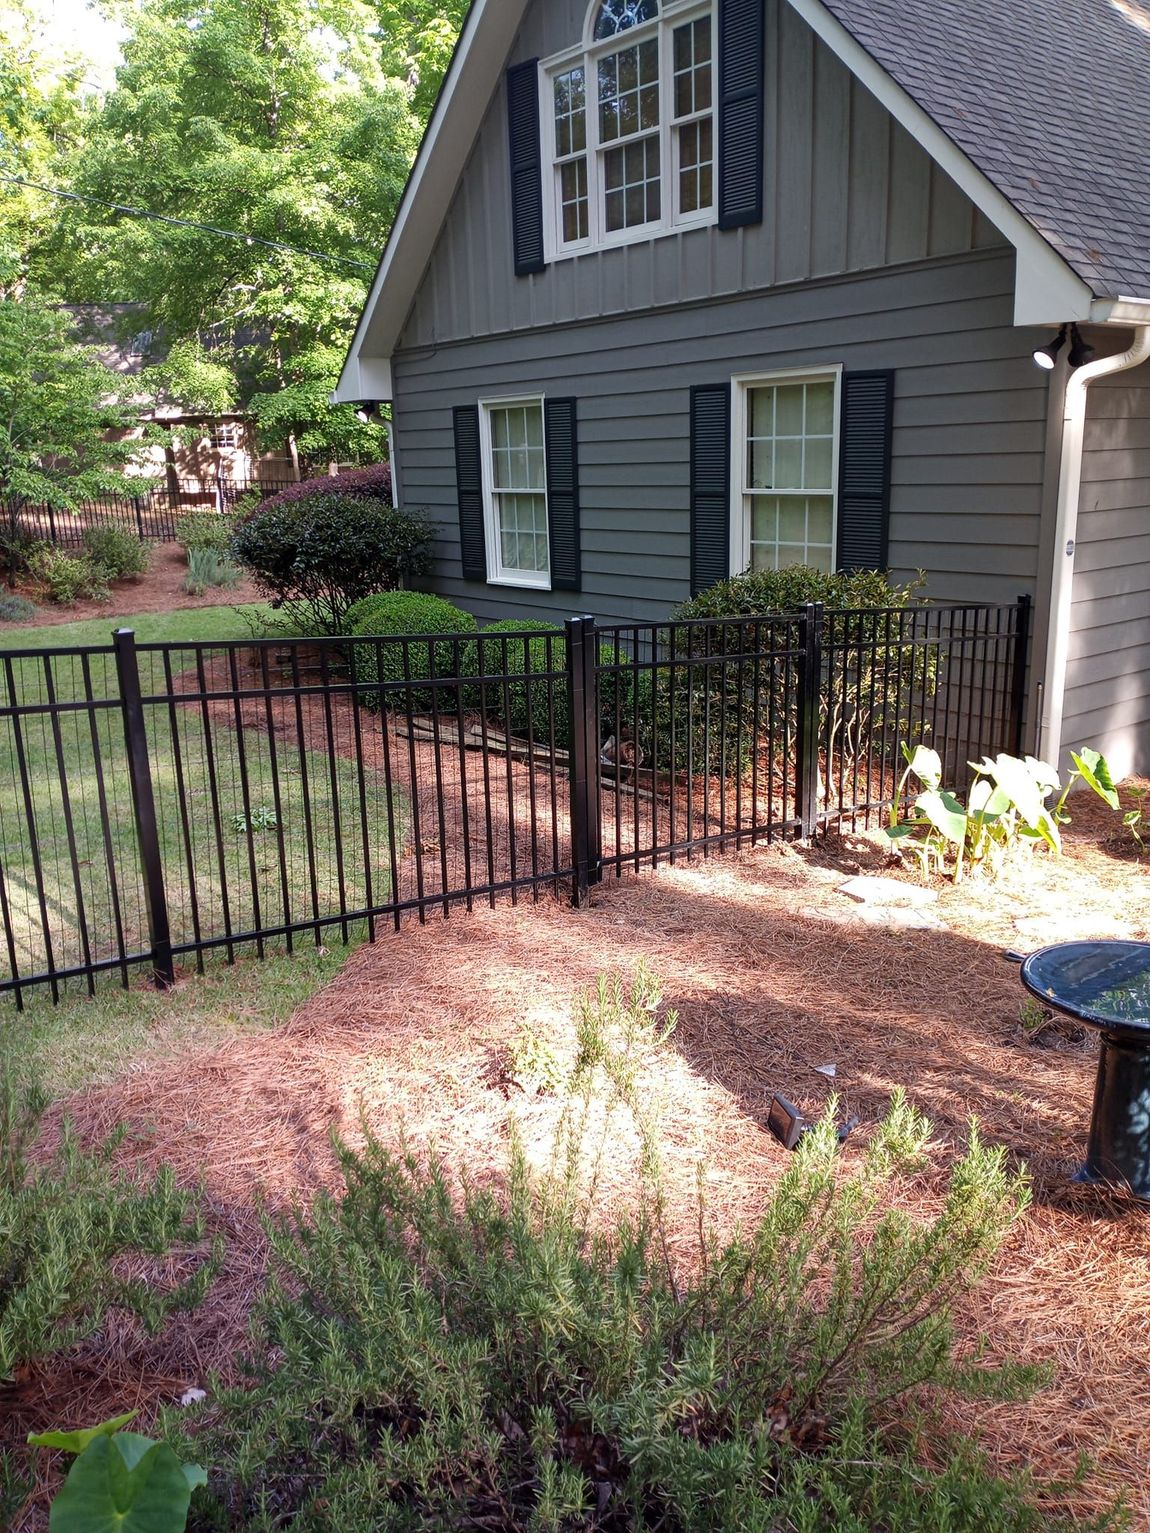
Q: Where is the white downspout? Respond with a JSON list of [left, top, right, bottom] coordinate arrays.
[[1039, 324, 1150, 763]]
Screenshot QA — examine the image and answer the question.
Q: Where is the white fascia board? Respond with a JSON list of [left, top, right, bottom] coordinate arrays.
[[334, 0, 532, 404], [331, 354, 394, 406], [786, 0, 1097, 326], [1089, 296, 1150, 326]]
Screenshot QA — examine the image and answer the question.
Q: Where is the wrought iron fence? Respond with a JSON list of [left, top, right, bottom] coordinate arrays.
[[8, 480, 299, 548], [0, 599, 1028, 1005]]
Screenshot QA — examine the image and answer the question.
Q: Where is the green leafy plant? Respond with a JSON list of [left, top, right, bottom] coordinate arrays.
[[26, 545, 110, 605], [231, 493, 433, 635], [164, 965, 1102, 1533], [0, 592, 39, 622], [82, 523, 148, 582], [347, 590, 478, 712], [183, 546, 242, 596], [228, 805, 278, 834], [0, 1056, 213, 1384], [1120, 784, 1149, 852], [174, 513, 238, 555], [30, 1412, 206, 1533]]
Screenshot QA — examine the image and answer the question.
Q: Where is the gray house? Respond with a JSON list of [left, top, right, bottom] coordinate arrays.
[[336, 0, 1150, 779]]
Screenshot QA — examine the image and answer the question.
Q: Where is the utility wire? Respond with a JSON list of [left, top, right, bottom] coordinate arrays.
[[0, 171, 375, 270]]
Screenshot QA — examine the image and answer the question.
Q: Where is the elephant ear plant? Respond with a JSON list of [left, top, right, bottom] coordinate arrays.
[[28, 1412, 206, 1533], [887, 743, 1121, 881]]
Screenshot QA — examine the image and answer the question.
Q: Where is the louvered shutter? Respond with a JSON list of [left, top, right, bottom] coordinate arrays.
[[544, 398, 581, 592], [507, 60, 546, 276], [690, 383, 732, 596], [717, 0, 765, 229], [453, 405, 487, 581], [836, 371, 895, 571]]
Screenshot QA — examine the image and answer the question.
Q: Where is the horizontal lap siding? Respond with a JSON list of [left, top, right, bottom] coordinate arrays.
[[393, 250, 1048, 622], [396, 0, 1003, 354], [1065, 361, 1150, 774]]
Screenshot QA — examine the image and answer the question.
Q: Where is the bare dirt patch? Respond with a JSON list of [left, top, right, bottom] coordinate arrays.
[[0, 542, 261, 630], [6, 810, 1150, 1528]]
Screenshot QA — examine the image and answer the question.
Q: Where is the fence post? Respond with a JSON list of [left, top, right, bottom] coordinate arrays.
[[795, 601, 823, 841], [1009, 593, 1032, 757], [114, 628, 174, 988], [132, 495, 145, 538], [566, 615, 600, 906]]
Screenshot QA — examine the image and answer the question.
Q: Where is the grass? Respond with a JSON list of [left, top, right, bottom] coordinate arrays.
[[0, 603, 399, 1009]]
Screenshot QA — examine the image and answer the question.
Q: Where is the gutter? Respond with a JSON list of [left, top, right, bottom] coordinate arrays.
[[1039, 324, 1150, 763]]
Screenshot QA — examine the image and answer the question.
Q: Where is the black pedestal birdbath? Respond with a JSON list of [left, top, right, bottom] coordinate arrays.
[[1020, 941, 1150, 1201]]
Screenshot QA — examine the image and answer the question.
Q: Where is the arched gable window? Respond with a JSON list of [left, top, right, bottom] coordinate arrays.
[[543, 0, 715, 255]]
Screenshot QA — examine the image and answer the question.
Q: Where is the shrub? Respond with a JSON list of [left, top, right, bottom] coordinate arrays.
[[175, 966, 1094, 1533], [175, 512, 238, 554], [0, 593, 39, 623], [26, 544, 109, 604], [348, 591, 478, 712], [83, 522, 148, 581], [231, 490, 432, 635], [0, 1057, 212, 1385], [184, 546, 242, 596], [672, 564, 912, 622], [253, 462, 392, 513], [0, 525, 37, 582]]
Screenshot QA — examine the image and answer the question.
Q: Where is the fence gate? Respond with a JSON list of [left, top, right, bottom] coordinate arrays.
[[0, 599, 1029, 1006]]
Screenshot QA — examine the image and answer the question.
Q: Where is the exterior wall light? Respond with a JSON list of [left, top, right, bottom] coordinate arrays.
[[1034, 323, 1097, 371], [1033, 324, 1068, 370], [1068, 325, 1096, 368]]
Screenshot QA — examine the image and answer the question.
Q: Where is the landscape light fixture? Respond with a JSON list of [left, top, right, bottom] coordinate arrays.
[[1068, 324, 1096, 368], [1032, 324, 1068, 370]]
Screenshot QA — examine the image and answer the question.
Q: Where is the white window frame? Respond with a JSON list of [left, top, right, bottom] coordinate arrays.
[[729, 366, 843, 577], [540, 0, 718, 261], [478, 393, 552, 589]]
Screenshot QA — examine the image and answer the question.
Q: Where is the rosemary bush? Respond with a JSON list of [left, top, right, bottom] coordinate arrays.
[[175, 968, 1117, 1533]]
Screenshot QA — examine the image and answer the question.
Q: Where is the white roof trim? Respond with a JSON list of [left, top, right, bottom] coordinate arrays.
[[333, 0, 532, 403], [786, 0, 1095, 327]]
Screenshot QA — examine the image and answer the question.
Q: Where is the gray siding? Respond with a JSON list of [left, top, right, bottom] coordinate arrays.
[[394, 249, 1050, 625], [396, 0, 1003, 352], [1064, 361, 1150, 777]]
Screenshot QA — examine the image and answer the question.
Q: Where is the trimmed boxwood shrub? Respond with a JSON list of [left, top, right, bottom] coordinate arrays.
[[82, 523, 148, 581], [671, 565, 913, 623], [231, 470, 428, 635], [349, 591, 478, 712]]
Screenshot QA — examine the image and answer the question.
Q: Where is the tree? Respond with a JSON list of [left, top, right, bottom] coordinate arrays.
[[0, 288, 142, 522], [36, 0, 467, 471]]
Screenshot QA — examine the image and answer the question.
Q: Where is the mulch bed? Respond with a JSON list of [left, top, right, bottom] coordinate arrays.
[[5, 795, 1150, 1528], [0, 542, 261, 630]]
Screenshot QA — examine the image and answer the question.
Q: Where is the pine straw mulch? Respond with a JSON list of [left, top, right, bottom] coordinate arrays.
[[6, 797, 1150, 1528]]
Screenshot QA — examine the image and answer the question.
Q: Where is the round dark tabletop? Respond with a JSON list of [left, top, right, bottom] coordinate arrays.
[[1020, 941, 1150, 1034]]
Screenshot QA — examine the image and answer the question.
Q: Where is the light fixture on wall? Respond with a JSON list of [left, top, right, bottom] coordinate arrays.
[[1032, 324, 1068, 369], [1033, 323, 1096, 371], [355, 402, 385, 425]]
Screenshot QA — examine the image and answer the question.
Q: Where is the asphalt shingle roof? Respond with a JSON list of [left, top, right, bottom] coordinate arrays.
[[820, 0, 1150, 299]]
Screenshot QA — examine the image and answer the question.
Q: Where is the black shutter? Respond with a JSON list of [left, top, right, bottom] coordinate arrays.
[[453, 405, 487, 581], [717, 0, 765, 229], [836, 370, 895, 572], [544, 397, 581, 592], [507, 60, 545, 276], [690, 383, 732, 596]]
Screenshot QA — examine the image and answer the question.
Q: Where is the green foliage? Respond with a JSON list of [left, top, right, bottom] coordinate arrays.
[[0, 593, 39, 622], [349, 590, 478, 711], [1121, 784, 1149, 853], [232, 494, 433, 635], [673, 565, 912, 621], [173, 960, 1085, 1533], [0, 524, 38, 581], [888, 743, 1127, 881], [26, 544, 110, 604], [83, 524, 149, 582], [184, 547, 242, 596], [175, 514, 238, 554], [31, 1412, 206, 1533], [138, 339, 236, 418], [0, 1056, 212, 1383]]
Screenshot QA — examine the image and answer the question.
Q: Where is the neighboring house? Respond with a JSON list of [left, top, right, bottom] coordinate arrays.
[[335, 0, 1150, 778], [69, 306, 296, 499]]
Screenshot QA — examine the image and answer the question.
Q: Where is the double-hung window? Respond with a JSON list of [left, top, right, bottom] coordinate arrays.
[[479, 397, 551, 587], [733, 370, 841, 574], [543, 0, 716, 257]]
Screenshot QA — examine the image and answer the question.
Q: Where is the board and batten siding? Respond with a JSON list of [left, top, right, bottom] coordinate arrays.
[[1064, 360, 1150, 777], [393, 249, 1050, 625], [395, 0, 1003, 353]]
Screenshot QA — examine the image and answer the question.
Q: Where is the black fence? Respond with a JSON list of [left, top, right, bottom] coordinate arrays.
[[10, 480, 298, 547], [0, 599, 1029, 1005]]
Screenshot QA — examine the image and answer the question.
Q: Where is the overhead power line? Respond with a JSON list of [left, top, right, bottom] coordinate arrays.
[[0, 172, 375, 270]]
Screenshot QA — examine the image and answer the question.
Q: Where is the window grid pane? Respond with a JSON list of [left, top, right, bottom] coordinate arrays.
[[593, 0, 659, 41], [560, 157, 590, 243], [603, 135, 660, 230], [672, 17, 712, 118], [488, 404, 549, 577], [677, 115, 713, 215], [598, 38, 659, 144], [744, 379, 836, 573], [553, 67, 587, 158]]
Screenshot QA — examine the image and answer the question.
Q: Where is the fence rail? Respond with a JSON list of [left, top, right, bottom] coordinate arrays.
[[0, 598, 1029, 1005], [8, 480, 300, 548]]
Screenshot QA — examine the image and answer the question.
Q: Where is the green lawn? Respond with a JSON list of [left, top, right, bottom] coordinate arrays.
[[0, 603, 399, 1015]]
